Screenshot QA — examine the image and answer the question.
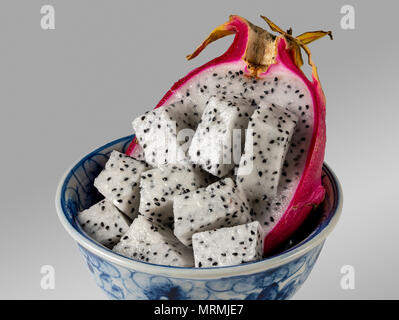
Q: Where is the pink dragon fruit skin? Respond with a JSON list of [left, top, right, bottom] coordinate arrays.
[[261, 39, 327, 256], [126, 15, 329, 256]]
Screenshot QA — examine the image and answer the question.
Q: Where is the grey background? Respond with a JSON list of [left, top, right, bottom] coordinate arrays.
[[0, 0, 398, 299]]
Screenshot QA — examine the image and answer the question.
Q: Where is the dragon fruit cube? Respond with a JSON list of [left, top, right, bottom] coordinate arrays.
[[192, 221, 264, 267], [236, 104, 298, 200], [188, 96, 256, 177], [77, 199, 131, 248], [132, 101, 200, 167], [94, 150, 151, 219], [173, 177, 252, 247], [113, 216, 194, 267], [139, 164, 212, 227]]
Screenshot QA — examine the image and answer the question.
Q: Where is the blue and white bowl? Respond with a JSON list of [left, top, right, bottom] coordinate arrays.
[[55, 135, 343, 300]]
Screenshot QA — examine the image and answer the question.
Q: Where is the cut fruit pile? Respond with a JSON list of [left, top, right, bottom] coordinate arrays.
[[77, 15, 331, 267]]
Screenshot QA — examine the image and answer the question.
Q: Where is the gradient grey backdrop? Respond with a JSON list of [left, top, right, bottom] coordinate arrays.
[[1, 0, 398, 299]]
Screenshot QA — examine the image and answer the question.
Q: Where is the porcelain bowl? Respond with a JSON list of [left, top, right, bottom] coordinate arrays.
[[55, 135, 342, 300]]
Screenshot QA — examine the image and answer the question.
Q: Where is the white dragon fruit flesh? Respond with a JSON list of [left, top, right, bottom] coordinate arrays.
[[139, 164, 212, 227], [173, 177, 252, 247], [237, 104, 298, 200], [94, 150, 151, 219], [192, 221, 264, 267], [188, 95, 256, 177], [77, 199, 131, 248], [132, 100, 201, 168], [113, 215, 194, 267]]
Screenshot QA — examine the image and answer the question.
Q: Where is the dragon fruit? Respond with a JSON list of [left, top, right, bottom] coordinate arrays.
[[139, 164, 212, 226], [192, 221, 264, 267], [126, 15, 331, 255], [113, 215, 194, 267], [132, 100, 200, 167], [237, 104, 298, 199], [94, 150, 151, 219], [129, 143, 145, 161], [173, 177, 252, 247], [188, 96, 255, 177], [77, 199, 131, 248]]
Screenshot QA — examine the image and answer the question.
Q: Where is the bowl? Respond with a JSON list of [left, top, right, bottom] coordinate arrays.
[[55, 135, 342, 300]]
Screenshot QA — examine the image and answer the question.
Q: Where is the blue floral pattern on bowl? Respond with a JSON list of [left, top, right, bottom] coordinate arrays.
[[78, 242, 323, 300], [56, 135, 342, 300]]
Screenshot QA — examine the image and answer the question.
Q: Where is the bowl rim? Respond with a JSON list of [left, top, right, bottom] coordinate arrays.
[[55, 135, 343, 279]]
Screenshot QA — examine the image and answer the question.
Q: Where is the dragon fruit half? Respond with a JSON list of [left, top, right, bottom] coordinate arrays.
[[127, 15, 331, 256]]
